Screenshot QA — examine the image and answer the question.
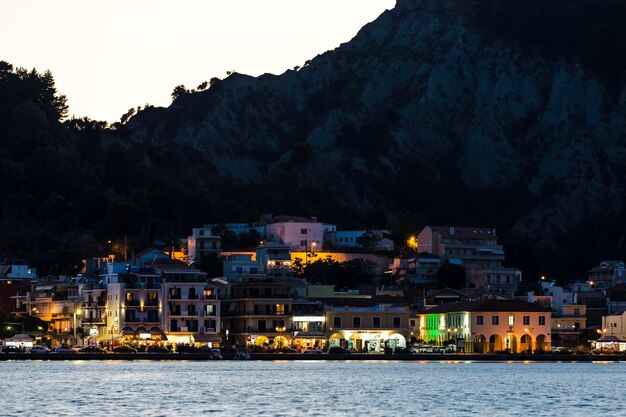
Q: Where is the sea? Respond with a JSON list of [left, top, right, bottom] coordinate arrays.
[[1, 360, 624, 416]]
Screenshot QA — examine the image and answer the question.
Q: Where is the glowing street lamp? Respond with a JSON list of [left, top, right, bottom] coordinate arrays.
[[73, 307, 83, 346]]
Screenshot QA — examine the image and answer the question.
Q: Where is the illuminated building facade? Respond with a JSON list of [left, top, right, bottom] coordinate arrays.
[[325, 305, 411, 352], [420, 299, 552, 353]]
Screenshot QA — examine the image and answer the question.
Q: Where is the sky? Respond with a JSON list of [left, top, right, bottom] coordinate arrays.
[[0, 0, 395, 123]]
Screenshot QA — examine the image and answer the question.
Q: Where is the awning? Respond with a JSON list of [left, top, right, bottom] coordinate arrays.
[[192, 333, 222, 344], [91, 334, 122, 342], [10, 334, 33, 342], [598, 335, 622, 342], [35, 285, 55, 291]]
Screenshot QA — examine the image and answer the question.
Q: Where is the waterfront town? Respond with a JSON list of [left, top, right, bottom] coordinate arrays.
[[0, 215, 624, 356]]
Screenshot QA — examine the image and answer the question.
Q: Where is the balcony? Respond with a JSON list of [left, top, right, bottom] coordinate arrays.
[[145, 299, 160, 307]]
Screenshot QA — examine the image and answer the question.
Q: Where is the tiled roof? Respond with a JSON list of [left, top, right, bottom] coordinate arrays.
[[424, 299, 551, 314]]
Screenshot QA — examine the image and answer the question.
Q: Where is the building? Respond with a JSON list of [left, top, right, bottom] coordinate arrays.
[[325, 304, 411, 352], [187, 226, 222, 264], [416, 226, 521, 295], [588, 260, 626, 289], [265, 216, 325, 251], [391, 252, 442, 287], [333, 230, 394, 251], [156, 260, 222, 347], [221, 243, 306, 348], [22, 280, 83, 346], [420, 299, 552, 353]]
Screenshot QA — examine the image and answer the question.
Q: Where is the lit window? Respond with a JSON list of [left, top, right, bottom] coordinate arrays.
[[276, 304, 285, 315], [508, 315, 514, 326]]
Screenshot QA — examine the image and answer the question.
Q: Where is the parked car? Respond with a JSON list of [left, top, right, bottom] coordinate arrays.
[[30, 345, 51, 354], [303, 347, 323, 354], [327, 346, 351, 354], [234, 347, 251, 360], [80, 346, 107, 353], [54, 345, 75, 353], [113, 345, 137, 353], [2, 345, 22, 354], [220, 345, 237, 354], [147, 345, 172, 354], [393, 347, 412, 355], [209, 348, 223, 360]]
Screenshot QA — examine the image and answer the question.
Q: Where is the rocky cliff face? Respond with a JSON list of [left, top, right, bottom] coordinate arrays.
[[127, 0, 626, 248]]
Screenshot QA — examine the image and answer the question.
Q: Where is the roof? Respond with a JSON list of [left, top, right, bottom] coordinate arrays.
[[425, 299, 551, 314], [427, 226, 498, 240]]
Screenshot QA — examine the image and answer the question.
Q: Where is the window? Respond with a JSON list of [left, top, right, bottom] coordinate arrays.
[[203, 289, 213, 298], [393, 317, 401, 328], [333, 316, 341, 329], [523, 316, 530, 325], [477, 315, 484, 325], [409, 319, 416, 328], [574, 308, 580, 315], [199, 230, 204, 236], [301, 228, 308, 235], [373, 317, 381, 328], [204, 304, 215, 315], [353, 317, 361, 328], [126, 292, 132, 301], [508, 315, 514, 326], [492, 315, 499, 325], [276, 304, 285, 315], [300, 240, 307, 247], [539, 316, 546, 326]]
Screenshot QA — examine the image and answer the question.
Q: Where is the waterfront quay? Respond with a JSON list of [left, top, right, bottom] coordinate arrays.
[[0, 352, 624, 361]]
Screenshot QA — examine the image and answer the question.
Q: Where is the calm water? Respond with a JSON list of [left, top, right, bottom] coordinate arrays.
[[1, 360, 625, 416]]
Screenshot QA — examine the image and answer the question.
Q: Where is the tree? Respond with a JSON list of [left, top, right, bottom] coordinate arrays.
[[356, 231, 379, 252], [171, 85, 189, 101]]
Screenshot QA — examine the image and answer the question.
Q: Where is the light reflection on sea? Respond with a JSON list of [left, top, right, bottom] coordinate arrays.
[[0, 360, 625, 416]]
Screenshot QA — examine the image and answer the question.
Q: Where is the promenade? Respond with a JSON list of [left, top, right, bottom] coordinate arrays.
[[0, 352, 623, 361]]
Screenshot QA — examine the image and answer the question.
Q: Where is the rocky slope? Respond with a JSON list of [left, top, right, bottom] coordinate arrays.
[[127, 0, 626, 254]]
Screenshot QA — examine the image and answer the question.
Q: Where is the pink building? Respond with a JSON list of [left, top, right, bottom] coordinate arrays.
[[420, 299, 552, 353]]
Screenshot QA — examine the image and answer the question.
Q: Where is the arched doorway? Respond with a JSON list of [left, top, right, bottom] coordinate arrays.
[[329, 333, 344, 348], [274, 336, 287, 348], [348, 334, 362, 351], [520, 334, 532, 353], [489, 334, 503, 352], [254, 336, 269, 347], [536, 334, 547, 352], [388, 333, 407, 349], [506, 334, 518, 353], [473, 334, 487, 353]]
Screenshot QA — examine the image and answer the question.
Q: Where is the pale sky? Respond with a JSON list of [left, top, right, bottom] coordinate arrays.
[[0, 0, 395, 123]]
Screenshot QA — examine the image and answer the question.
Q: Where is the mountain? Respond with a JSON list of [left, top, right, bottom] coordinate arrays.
[[123, 0, 626, 276], [2, 0, 626, 279]]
